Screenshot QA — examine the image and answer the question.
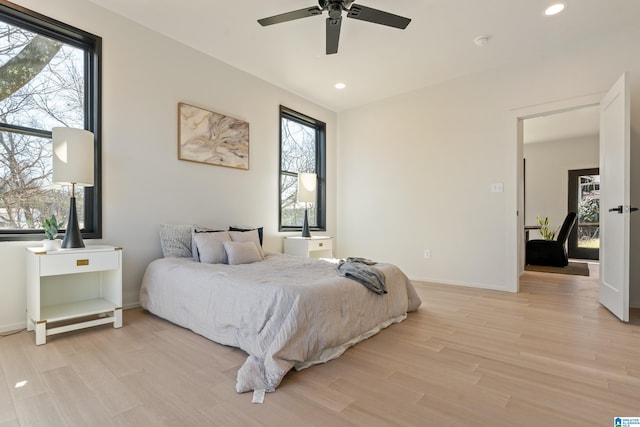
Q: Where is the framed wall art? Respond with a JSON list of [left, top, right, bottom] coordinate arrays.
[[178, 102, 249, 170]]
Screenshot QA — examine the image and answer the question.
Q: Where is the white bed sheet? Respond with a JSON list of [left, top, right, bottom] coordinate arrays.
[[139, 253, 421, 393]]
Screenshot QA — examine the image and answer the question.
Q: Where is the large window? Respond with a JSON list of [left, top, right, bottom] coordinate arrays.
[[0, 1, 101, 241], [279, 106, 326, 232]]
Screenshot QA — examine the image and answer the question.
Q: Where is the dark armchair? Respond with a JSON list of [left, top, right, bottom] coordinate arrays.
[[526, 212, 577, 267]]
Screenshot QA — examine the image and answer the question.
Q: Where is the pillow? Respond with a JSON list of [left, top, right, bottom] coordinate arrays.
[[223, 241, 263, 265], [193, 231, 231, 264], [228, 229, 264, 259], [193, 225, 223, 233], [159, 224, 193, 258], [192, 225, 224, 261], [229, 226, 264, 246]]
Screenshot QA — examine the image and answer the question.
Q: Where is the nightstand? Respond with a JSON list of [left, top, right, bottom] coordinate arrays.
[[284, 236, 333, 258], [26, 245, 123, 345]]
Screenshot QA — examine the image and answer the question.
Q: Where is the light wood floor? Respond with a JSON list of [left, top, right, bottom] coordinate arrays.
[[1, 265, 639, 426]]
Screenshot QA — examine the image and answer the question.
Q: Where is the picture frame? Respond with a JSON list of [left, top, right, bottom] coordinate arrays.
[[178, 102, 249, 170]]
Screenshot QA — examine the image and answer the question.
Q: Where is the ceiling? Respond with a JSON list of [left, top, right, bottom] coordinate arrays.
[[85, 0, 640, 115]]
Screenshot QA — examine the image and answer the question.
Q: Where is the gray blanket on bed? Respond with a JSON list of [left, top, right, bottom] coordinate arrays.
[[337, 257, 387, 295]]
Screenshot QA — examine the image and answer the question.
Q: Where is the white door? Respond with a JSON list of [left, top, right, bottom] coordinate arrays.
[[599, 72, 631, 322]]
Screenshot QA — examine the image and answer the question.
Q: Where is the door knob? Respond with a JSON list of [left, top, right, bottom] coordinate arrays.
[[608, 205, 638, 213]]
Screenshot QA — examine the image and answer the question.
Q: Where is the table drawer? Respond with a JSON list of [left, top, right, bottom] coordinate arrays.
[[40, 250, 120, 276], [308, 239, 332, 252]]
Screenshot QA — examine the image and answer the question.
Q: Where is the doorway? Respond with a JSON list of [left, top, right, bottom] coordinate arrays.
[[513, 93, 603, 293], [514, 74, 633, 321], [522, 105, 600, 248]]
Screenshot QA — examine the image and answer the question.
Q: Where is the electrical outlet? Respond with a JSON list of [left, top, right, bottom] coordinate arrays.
[[424, 249, 431, 259]]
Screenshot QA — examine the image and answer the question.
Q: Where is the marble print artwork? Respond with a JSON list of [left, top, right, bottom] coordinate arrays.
[[178, 102, 249, 170]]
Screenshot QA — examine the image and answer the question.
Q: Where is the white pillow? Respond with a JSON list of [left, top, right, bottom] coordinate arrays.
[[223, 241, 262, 265], [193, 231, 231, 264], [192, 225, 225, 261], [228, 229, 265, 259]]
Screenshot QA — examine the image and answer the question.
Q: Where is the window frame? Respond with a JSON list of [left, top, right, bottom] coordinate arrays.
[[278, 106, 326, 232], [0, 0, 102, 241]]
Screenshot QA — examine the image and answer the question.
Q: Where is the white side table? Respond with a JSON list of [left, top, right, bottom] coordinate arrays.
[[26, 245, 123, 345], [284, 236, 333, 258]]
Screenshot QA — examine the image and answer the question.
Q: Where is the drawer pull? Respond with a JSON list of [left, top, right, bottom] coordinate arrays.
[[76, 259, 89, 266], [319, 243, 323, 247]]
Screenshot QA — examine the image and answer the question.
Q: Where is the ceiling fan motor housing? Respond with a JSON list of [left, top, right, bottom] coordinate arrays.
[[328, 2, 343, 18], [319, 0, 355, 11]]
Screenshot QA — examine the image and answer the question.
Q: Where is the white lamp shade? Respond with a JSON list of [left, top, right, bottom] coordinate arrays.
[[297, 172, 317, 203], [52, 127, 94, 186]]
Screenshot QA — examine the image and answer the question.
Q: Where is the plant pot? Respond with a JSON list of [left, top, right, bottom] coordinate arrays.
[[43, 239, 61, 252]]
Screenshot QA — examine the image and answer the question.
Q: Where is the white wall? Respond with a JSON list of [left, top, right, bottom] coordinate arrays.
[[337, 25, 640, 296], [3, 3, 640, 332], [524, 135, 599, 239], [0, 0, 337, 332]]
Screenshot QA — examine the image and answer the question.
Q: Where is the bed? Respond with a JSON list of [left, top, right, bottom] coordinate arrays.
[[139, 225, 422, 393]]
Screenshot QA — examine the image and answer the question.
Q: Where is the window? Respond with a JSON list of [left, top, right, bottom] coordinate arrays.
[[0, 1, 101, 241], [279, 106, 326, 232], [567, 168, 600, 260]]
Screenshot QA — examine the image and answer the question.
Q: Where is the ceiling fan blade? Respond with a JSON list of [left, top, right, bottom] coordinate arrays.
[[326, 16, 342, 54], [258, 6, 323, 26], [347, 4, 411, 29]]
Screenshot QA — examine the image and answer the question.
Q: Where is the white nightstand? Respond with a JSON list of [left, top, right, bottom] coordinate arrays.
[[284, 236, 333, 258], [26, 245, 123, 345]]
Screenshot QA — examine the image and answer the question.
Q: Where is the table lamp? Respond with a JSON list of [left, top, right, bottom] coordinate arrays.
[[52, 127, 94, 248], [297, 172, 317, 238]]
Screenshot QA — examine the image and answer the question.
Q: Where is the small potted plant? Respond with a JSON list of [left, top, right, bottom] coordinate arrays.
[[42, 214, 62, 251], [536, 216, 558, 240]]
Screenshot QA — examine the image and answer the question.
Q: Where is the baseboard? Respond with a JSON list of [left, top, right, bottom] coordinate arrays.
[[408, 276, 513, 293], [0, 321, 27, 334], [124, 302, 141, 310]]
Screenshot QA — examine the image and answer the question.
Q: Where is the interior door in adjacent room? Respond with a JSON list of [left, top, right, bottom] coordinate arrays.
[[599, 72, 632, 322]]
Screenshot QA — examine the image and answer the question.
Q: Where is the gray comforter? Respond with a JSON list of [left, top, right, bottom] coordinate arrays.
[[139, 254, 422, 393]]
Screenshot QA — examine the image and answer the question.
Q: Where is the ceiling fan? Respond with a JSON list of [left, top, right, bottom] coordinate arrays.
[[257, 0, 411, 55]]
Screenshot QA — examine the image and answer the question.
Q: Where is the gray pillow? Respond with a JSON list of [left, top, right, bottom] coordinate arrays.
[[159, 224, 193, 258], [192, 224, 224, 261], [193, 231, 231, 264], [223, 241, 263, 265], [229, 225, 264, 246], [228, 229, 265, 259]]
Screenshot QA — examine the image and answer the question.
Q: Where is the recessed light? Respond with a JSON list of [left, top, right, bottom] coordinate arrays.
[[335, 82, 346, 89], [544, 3, 566, 16]]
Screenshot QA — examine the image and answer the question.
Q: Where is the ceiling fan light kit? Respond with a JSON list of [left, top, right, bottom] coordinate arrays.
[[258, 0, 411, 55]]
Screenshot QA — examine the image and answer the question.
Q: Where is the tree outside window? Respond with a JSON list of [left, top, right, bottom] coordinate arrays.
[[0, 3, 101, 240]]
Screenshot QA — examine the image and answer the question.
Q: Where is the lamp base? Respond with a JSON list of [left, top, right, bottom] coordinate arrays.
[[61, 196, 85, 248], [301, 209, 311, 238]]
